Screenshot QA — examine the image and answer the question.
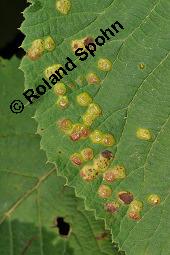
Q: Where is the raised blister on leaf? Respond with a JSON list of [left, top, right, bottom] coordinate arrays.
[[58, 119, 73, 134], [84, 36, 94, 47], [118, 191, 134, 204], [76, 92, 92, 106], [94, 151, 113, 173], [54, 83, 67, 96], [57, 96, 69, 109], [139, 63, 145, 70], [129, 200, 143, 212], [87, 103, 102, 116], [98, 58, 112, 72], [147, 194, 161, 205], [70, 123, 89, 141], [44, 36, 56, 51], [80, 165, 98, 181], [82, 103, 102, 126], [70, 124, 83, 141], [70, 153, 83, 166], [94, 157, 110, 173], [111, 165, 126, 179], [56, 0, 71, 15], [105, 202, 119, 213], [45, 64, 62, 78], [101, 150, 113, 160], [128, 199, 143, 221], [128, 211, 141, 221], [86, 73, 101, 85], [82, 113, 94, 126], [102, 133, 116, 146], [98, 185, 112, 198], [81, 148, 94, 161], [71, 39, 84, 52], [27, 39, 45, 60], [136, 128, 152, 141], [90, 130, 103, 144], [103, 170, 115, 183]]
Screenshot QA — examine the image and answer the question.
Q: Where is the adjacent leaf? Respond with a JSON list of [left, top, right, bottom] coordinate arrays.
[[0, 58, 118, 255], [21, 1, 170, 254]]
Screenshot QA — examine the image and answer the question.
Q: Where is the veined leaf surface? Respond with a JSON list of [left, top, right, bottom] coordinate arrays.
[[21, 1, 170, 254]]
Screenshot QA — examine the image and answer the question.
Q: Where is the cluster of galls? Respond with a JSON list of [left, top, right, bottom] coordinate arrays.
[[103, 165, 126, 182], [100, 190, 161, 221], [90, 130, 116, 146], [95, 163, 144, 221], [76, 92, 102, 126], [80, 150, 114, 181], [27, 37, 55, 61], [98, 185, 143, 221], [44, 65, 70, 109], [71, 36, 94, 53], [70, 148, 94, 166], [98, 187, 136, 217], [58, 119, 90, 141], [72, 36, 112, 85], [127, 200, 143, 221], [83, 102, 102, 126], [53, 83, 70, 109]]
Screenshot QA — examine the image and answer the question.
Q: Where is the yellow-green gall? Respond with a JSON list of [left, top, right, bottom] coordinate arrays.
[[76, 92, 92, 106], [129, 200, 143, 212], [71, 39, 84, 52], [27, 39, 45, 60], [81, 148, 94, 161], [86, 73, 101, 85], [98, 185, 112, 198], [136, 128, 152, 141], [87, 103, 102, 116], [147, 194, 161, 205], [70, 153, 83, 166], [94, 151, 113, 173], [139, 63, 145, 70], [111, 165, 126, 179], [80, 165, 98, 181], [56, 0, 71, 15], [94, 156, 110, 173], [32, 39, 44, 50], [128, 199, 143, 221], [57, 96, 69, 109], [98, 58, 112, 72], [82, 113, 94, 126], [102, 133, 116, 147], [82, 103, 102, 126], [70, 123, 90, 141], [90, 130, 103, 144], [44, 64, 62, 79], [44, 36, 56, 51], [54, 83, 67, 96]]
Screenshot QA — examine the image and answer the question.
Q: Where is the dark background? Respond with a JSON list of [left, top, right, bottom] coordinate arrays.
[[0, 0, 28, 59]]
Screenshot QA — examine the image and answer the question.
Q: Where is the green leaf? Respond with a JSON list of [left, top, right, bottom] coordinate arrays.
[[21, 1, 170, 254], [0, 58, 118, 255]]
